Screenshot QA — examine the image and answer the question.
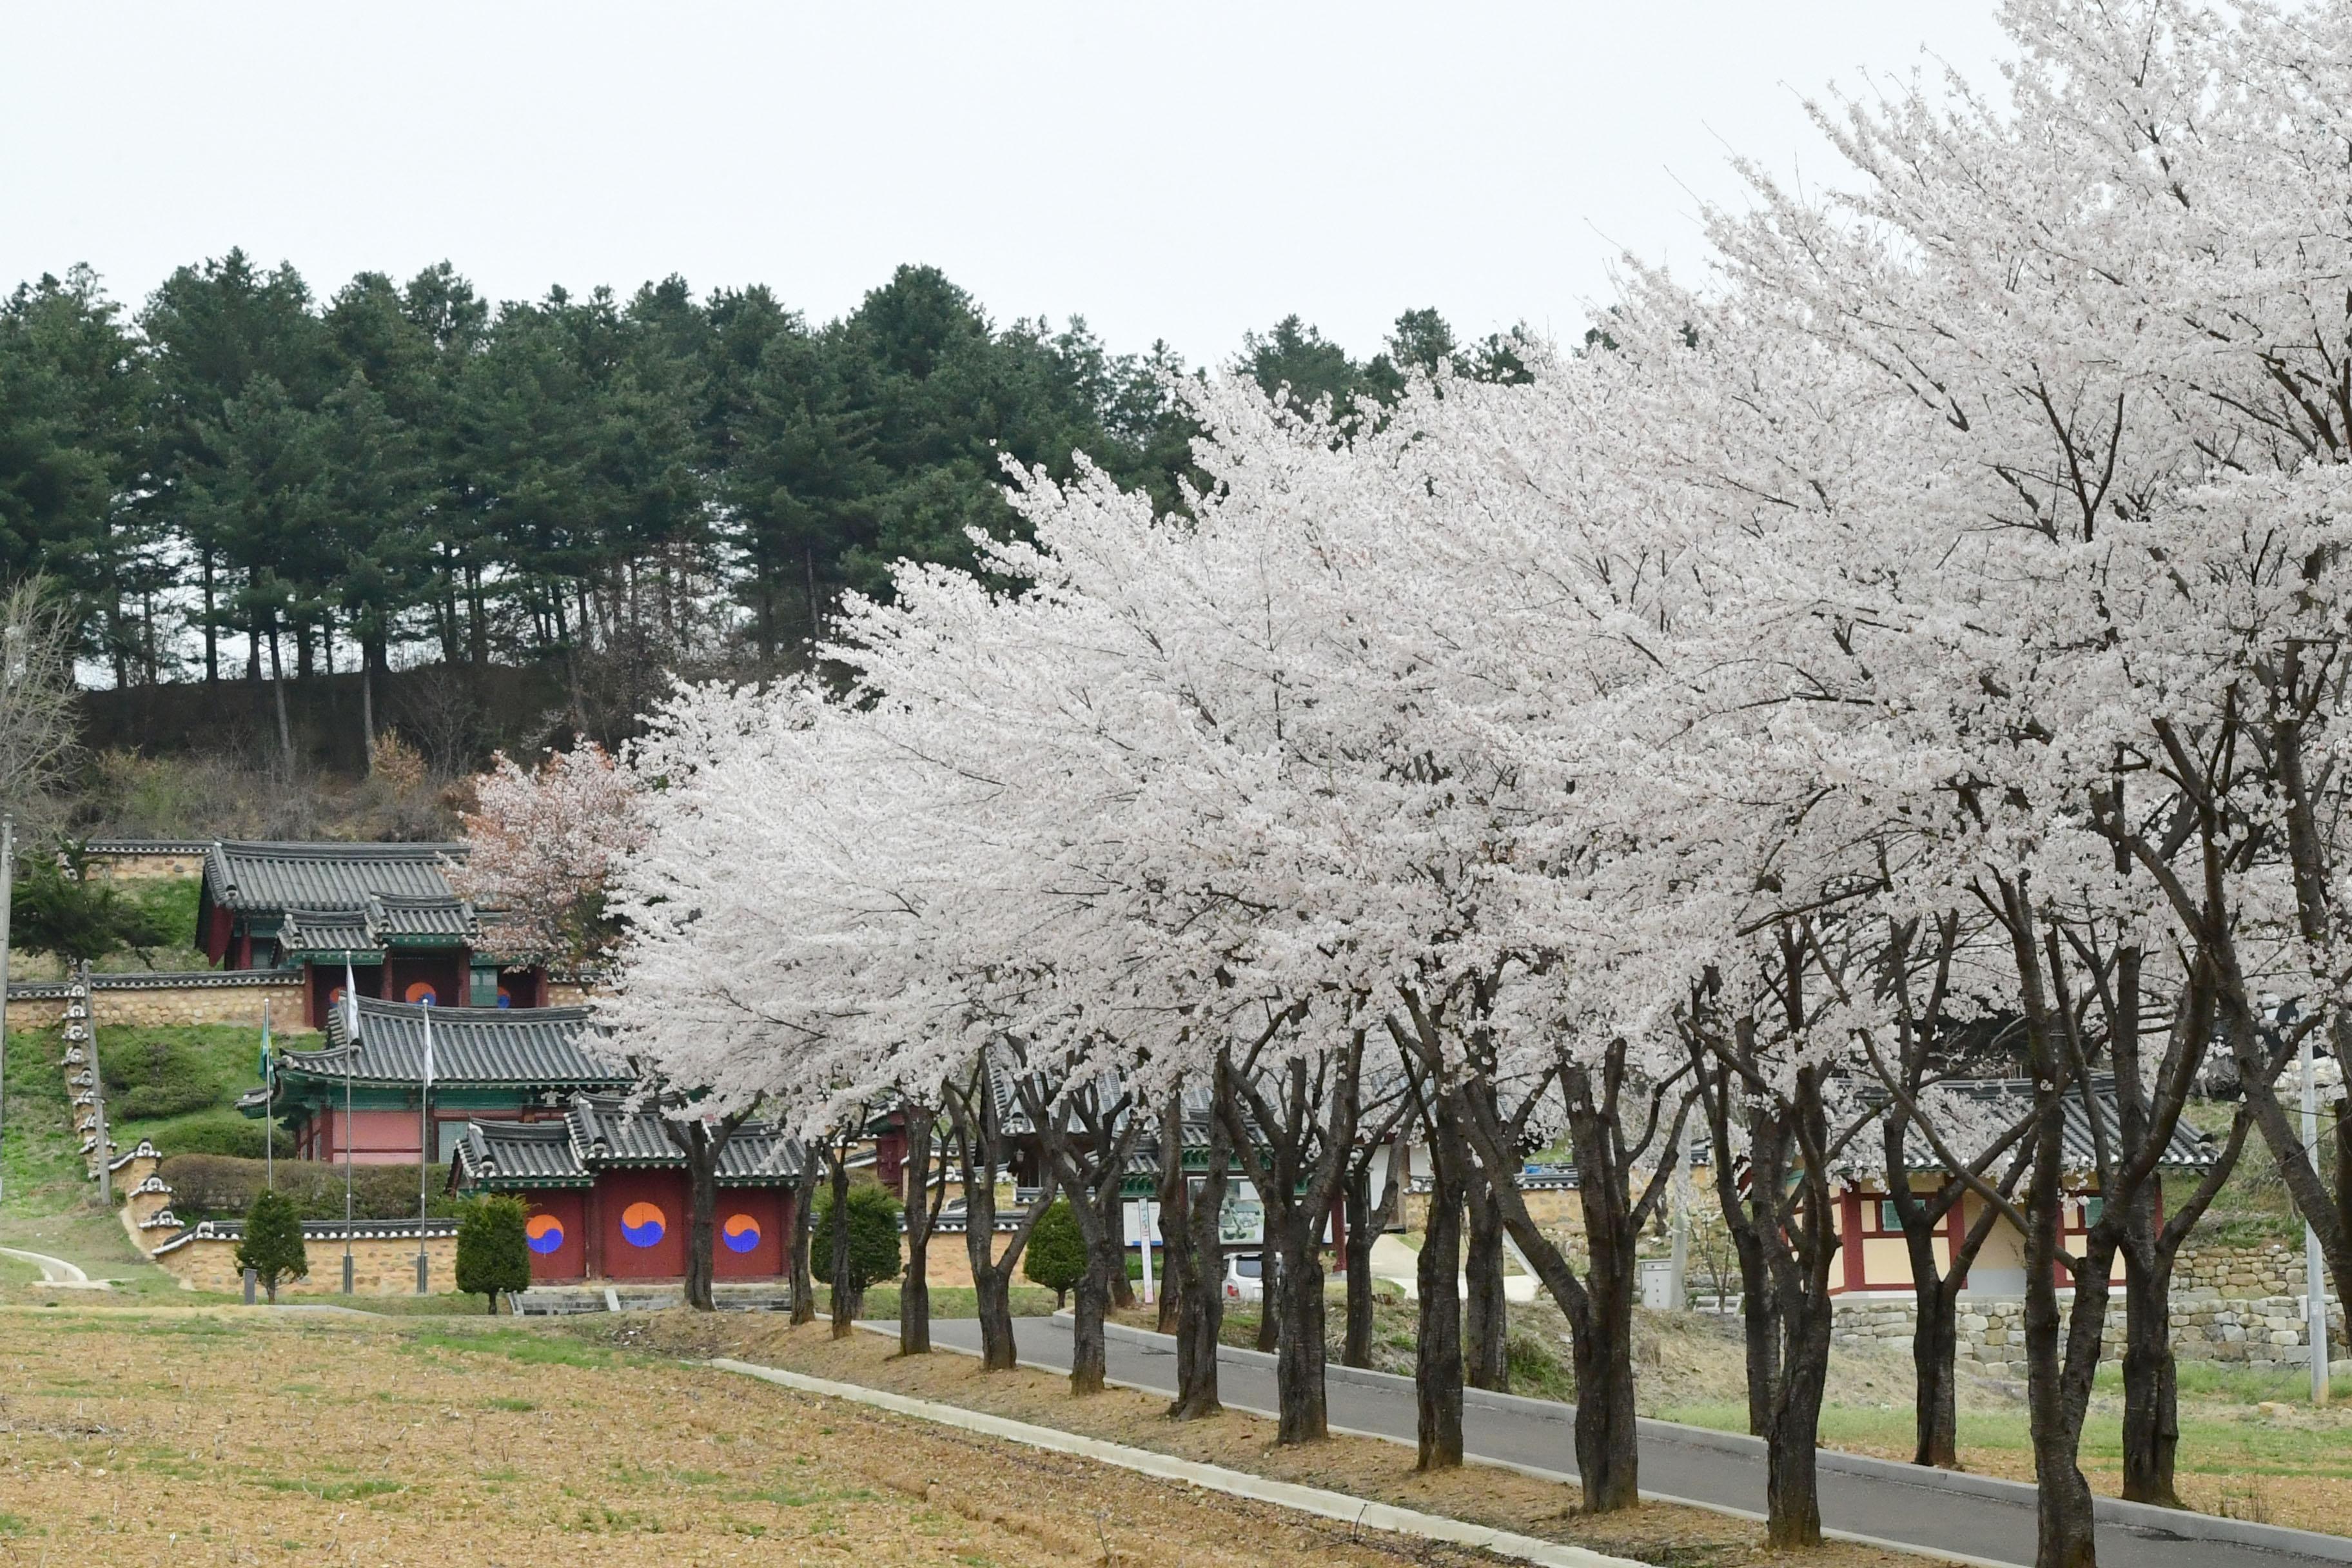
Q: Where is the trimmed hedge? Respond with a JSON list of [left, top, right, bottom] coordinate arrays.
[[159, 1153, 459, 1222], [128, 1107, 290, 1159]]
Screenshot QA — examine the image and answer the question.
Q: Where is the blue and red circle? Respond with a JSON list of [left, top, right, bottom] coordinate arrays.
[[721, 1213, 762, 1254], [525, 1213, 566, 1255], [621, 1202, 667, 1248]]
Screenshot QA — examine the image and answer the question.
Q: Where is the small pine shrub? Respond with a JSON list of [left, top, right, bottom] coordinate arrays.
[[811, 1183, 904, 1312], [234, 1188, 308, 1302], [455, 1195, 533, 1313], [1023, 1199, 1086, 1309]]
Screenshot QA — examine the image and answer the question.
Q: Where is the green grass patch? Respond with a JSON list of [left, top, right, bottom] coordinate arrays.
[[405, 1326, 618, 1367], [99, 1024, 288, 1157], [856, 1283, 1057, 1321], [1, 1028, 86, 1219], [253, 1478, 407, 1502], [1660, 1397, 2352, 1481]]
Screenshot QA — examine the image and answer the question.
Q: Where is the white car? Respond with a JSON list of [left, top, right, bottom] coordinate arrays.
[[1222, 1251, 1266, 1303]]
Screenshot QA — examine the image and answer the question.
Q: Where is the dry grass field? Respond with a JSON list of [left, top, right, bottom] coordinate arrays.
[[634, 1313, 1933, 1568], [0, 1306, 1512, 1568]]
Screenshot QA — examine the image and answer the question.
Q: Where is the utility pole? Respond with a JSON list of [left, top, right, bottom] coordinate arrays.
[[416, 996, 433, 1295], [2304, 1015, 2331, 1404], [0, 812, 13, 1210], [1666, 1110, 1693, 1311]]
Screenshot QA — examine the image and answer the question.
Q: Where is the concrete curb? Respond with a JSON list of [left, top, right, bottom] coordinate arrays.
[[710, 1355, 1648, 1568], [1089, 1318, 2352, 1566], [0, 1246, 95, 1284]]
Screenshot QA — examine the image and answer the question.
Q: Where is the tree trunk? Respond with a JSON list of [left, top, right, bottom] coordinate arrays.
[[947, 1081, 1054, 1373], [1161, 1085, 1226, 1419], [1571, 1202, 1643, 1513], [1415, 1108, 1466, 1470], [202, 552, 219, 686], [1912, 1276, 1961, 1469], [2119, 1240, 2180, 1507], [1736, 1228, 1780, 1436], [972, 1264, 1018, 1369], [1342, 1157, 1378, 1369], [1465, 1164, 1509, 1392], [2021, 1128, 2102, 1568], [827, 1150, 855, 1338], [1069, 1229, 1114, 1395], [899, 1105, 937, 1356], [1271, 1226, 1329, 1442], [1255, 1293, 1279, 1353], [684, 1141, 718, 1311], [1762, 1266, 1834, 1547], [789, 1161, 819, 1325], [359, 627, 378, 761], [266, 620, 294, 770]]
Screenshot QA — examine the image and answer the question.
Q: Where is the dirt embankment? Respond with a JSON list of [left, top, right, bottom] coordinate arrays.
[[618, 1313, 1929, 1568]]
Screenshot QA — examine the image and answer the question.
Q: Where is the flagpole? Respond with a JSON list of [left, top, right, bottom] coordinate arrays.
[[416, 994, 432, 1295], [342, 961, 358, 1295], [261, 999, 273, 1192]]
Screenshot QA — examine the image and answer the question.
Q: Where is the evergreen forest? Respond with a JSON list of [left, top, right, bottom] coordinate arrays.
[[0, 252, 1520, 779]]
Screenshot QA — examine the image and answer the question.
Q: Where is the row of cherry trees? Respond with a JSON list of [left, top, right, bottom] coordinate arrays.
[[580, 7, 2352, 1565]]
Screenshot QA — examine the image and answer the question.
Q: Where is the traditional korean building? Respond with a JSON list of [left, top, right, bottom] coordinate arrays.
[[1826, 1078, 2220, 1297], [449, 1096, 805, 1283], [243, 996, 632, 1163], [195, 840, 550, 1024]]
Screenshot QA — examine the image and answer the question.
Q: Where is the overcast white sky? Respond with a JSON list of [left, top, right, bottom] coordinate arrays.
[[2, 3, 2010, 364]]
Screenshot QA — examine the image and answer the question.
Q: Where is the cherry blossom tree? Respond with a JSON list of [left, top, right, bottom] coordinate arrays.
[[455, 739, 646, 972]]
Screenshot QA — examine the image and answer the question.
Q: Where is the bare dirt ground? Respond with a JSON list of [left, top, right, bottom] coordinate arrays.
[[0, 1305, 1529, 1568], [631, 1313, 1931, 1568], [1152, 1290, 2352, 1538]]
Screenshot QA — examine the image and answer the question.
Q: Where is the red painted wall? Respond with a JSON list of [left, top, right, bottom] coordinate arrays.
[[713, 1188, 789, 1279], [317, 1107, 428, 1164], [309, 963, 384, 1028], [387, 954, 468, 1008], [497, 966, 549, 1008], [598, 1168, 689, 1279], [522, 1189, 587, 1282]]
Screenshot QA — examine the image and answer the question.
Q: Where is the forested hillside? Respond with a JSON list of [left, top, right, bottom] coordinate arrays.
[[0, 253, 1518, 779]]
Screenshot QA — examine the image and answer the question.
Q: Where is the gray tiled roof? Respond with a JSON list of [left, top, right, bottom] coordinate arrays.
[[1685, 1077, 2220, 1174], [205, 840, 467, 914], [282, 997, 632, 1088], [450, 1096, 805, 1190], [278, 907, 375, 955], [373, 896, 478, 940], [564, 1095, 806, 1182], [279, 896, 480, 956], [453, 1120, 591, 1186]]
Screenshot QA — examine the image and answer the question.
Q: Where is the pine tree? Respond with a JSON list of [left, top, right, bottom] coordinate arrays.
[[235, 1188, 308, 1303], [809, 1182, 903, 1318], [1023, 1199, 1086, 1310], [455, 1195, 532, 1313]]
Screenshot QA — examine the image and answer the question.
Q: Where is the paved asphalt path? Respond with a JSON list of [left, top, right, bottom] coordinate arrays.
[[921, 1314, 2348, 1568]]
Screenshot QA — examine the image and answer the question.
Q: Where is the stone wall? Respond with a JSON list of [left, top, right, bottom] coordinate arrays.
[[1401, 1182, 1582, 1232], [153, 1231, 458, 1296], [2175, 1239, 2308, 1297], [8, 974, 311, 1032], [1832, 1291, 2348, 1373], [84, 846, 208, 881]]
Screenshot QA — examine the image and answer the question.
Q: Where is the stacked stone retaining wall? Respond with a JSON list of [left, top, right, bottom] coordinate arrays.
[[8, 972, 310, 1031], [1832, 1291, 2347, 1373], [152, 1227, 458, 1295]]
